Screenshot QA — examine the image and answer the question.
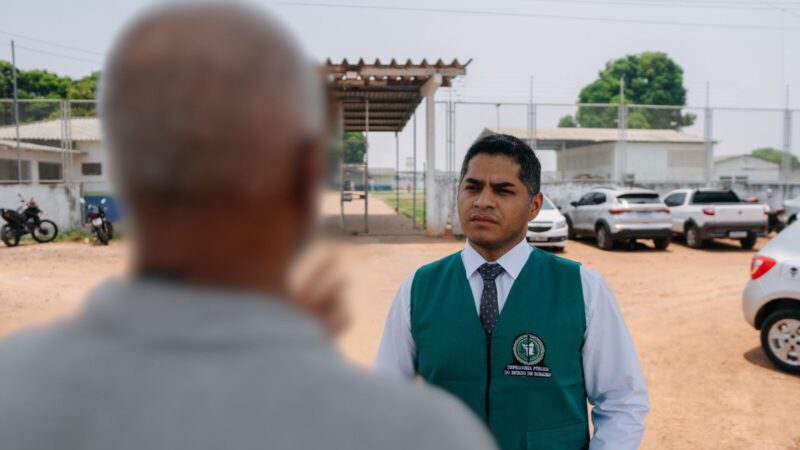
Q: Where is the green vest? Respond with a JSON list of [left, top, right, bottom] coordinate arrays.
[[410, 247, 589, 450]]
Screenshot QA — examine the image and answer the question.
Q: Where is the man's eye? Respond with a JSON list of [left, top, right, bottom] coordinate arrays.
[[465, 185, 479, 191]]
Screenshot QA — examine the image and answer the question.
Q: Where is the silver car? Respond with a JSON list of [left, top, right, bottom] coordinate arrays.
[[742, 221, 800, 374], [565, 187, 672, 251]]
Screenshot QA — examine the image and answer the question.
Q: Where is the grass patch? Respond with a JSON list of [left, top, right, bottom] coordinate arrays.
[[373, 190, 425, 224]]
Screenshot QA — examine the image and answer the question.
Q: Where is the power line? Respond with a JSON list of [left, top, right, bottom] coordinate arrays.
[[278, 2, 800, 30], [0, 29, 103, 56], [519, 0, 800, 10], [1, 42, 103, 65]]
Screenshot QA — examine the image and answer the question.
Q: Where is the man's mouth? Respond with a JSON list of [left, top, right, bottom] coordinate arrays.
[[470, 214, 498, 224]]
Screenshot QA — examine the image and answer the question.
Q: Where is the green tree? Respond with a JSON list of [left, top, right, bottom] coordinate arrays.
[[0, 61, 99, 123], [558, 52, 695, 130], [343, 132, 366, 164], [751, 147, 800, 169], [557, 114, 577, 128]]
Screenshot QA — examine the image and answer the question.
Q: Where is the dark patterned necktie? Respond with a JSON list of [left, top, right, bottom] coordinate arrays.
[[478, 263, 505, 336]]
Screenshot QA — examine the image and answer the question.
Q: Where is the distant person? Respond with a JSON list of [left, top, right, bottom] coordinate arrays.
[[0, 4, 497, 450], [376, 134, 650, 450]]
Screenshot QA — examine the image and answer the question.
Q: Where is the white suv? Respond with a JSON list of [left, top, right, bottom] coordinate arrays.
[[742, 221, 800, 374], [564, 187, 672, 251]]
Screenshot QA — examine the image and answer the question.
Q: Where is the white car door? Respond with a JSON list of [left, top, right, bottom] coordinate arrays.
[[665, 191, 688, 233]]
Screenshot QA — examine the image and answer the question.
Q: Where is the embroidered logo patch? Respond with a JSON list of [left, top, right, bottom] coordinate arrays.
[[505, 333, 552, 378]]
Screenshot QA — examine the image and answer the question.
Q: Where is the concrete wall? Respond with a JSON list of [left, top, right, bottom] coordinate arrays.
[[623, 142, 706, 183], [557, 142, 615, 180], [0, 183, 82, 231]]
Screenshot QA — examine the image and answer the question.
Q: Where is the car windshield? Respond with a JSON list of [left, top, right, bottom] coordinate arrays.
[[692, 191, 741, 204], [541, 196, 555, 210], [617, 193, 660, 204]]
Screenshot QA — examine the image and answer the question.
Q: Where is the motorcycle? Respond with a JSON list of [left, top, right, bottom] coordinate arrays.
[[0, 195, 59, 247], [80, 198, 114, 245]]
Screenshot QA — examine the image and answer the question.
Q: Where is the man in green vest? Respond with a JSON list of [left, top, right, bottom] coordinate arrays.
[[376, 134, 649, 450]]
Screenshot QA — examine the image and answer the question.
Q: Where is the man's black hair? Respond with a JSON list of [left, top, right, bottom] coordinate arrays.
[[460, 133, 541, 197]]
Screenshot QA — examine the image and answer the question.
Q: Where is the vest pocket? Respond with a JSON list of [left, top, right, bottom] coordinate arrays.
[[524, 421, 588, 450]]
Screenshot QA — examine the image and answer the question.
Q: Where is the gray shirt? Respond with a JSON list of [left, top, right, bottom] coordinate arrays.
[[0, 279, 497, 450]]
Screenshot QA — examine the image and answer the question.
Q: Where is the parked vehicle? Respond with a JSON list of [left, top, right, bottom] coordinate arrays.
[[745, 196, 785, 235], [664, 188, 768, 249], [785, 194, 800, 226], [564, 187, 672, 251], [80, 198, 114, 245], [742, 221, 800, 374], [526, 194, 567, 251], [0, 195, 59, 247]]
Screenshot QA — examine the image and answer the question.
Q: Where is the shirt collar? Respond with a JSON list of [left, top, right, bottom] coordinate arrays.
[[461, 238, 533, 280]]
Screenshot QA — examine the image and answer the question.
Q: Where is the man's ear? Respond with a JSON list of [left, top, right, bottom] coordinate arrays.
[[528, 192, 544, 221], [292, 138, 325, 212]]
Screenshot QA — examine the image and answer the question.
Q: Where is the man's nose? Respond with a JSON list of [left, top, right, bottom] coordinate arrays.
[[473, 189, 495, 209]]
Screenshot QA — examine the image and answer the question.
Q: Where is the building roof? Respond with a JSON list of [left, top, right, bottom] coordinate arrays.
[[713, 154, 779, 166], [0, 139, 84, 154], [325, 58, 468, 132], [483, 127, 706, 149], [0, 118, 101, 142]]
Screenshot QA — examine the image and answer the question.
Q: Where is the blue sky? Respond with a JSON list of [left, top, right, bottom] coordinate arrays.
[[2, 0, 799, 170]]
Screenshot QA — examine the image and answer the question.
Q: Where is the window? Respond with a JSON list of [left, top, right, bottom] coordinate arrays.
[[592, 193, 607, 205], [691, 190, 740, 204], [577, 193, 594, 206], [0, 159, 31, 182], [38, 162, 63, 182], [541, 196, 556, 210], [668, 149, 705, 168], [664, 193, 686, 207], [617, 193, 660, 204], [82, 163, 102, 176]]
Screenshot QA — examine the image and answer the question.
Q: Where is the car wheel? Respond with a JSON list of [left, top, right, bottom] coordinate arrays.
[[760, 309, 800, 375], [596, 225, 614, 251], [789, 215, 797, 225], [653, 237, 671, 250], [739, 234, 757, 250], [686, 224, 703, 249], [566, 218, 576, 240]]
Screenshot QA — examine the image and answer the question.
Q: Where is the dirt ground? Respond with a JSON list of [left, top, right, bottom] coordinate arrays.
[[1, 193, 799, 449]]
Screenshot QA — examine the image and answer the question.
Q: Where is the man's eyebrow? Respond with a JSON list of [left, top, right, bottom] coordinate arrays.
[[464, 178, 483, 184], [491, 181, 516, 189]]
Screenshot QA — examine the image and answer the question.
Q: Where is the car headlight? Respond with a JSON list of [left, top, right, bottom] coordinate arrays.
[[554, 220, 567, 229]]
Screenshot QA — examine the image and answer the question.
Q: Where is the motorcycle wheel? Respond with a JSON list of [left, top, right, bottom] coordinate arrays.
[[104, 222, 114, 240], [95, 227, 109, 246], [31, 220, 58, 243], [1, 224, 20, 247]]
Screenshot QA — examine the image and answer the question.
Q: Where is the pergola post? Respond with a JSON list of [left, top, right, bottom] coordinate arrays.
[[421, 74, 442, 236]]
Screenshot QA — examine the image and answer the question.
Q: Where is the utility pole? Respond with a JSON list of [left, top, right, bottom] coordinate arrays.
[[11, 40, 22, 183]]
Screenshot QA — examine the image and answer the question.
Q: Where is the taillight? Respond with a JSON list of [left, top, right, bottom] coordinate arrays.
[[775, 208, 785, 215], [763, 206, 769, 216], [751, 255, 776, 280], [609, 208, 626, 214], [702, 208, 716, 216], [659, 208, 670, 213]]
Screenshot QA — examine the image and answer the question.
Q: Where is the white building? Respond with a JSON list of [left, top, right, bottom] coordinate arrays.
[[0, 118, 109, 193], [482, 127, 712, 184], [714, 154, 780, 183]]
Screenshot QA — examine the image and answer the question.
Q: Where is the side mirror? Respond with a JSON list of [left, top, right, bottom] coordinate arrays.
[[570, 201, 578, 207]]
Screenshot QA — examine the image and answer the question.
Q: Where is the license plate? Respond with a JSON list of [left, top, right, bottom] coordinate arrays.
[[729, 231, 748, 239], [529, 236, 548, 242], [92, 218, 103, 226]]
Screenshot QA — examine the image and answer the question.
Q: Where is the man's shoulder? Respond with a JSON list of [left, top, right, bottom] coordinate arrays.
[[336, 366, 497, 449]]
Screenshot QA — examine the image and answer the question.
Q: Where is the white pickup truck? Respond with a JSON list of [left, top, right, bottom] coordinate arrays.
[[664, 189, 768, 249]]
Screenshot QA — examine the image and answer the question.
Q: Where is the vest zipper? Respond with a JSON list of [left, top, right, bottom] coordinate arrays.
[[485, 336, 492, 424]]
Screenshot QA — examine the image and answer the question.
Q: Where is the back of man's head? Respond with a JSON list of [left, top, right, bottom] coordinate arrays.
[[101, 2, 325, 209]]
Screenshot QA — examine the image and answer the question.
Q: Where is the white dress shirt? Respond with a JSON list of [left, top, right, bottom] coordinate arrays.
[[375, 239, 650, 450]]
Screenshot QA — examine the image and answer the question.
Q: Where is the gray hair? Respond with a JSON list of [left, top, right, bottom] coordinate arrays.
[[100, 2, 325, 206]]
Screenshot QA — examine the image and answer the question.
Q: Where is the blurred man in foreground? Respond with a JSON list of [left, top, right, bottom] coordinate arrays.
[[0, 4, 496, 450]]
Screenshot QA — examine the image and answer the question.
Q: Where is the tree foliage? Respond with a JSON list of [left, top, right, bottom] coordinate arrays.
[[558, 52, 695, 130], [751, 147, 800, 169], [0, 61, 99, 124]]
